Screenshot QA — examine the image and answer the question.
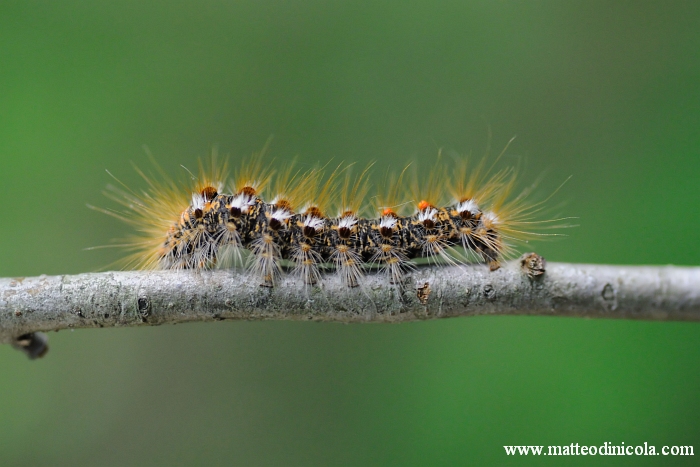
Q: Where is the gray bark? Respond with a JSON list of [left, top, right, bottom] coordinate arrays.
[[2, 258, 700, 356]]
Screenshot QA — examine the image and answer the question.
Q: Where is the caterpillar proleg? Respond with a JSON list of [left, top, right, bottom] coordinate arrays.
[[93, 144, 568, 288]]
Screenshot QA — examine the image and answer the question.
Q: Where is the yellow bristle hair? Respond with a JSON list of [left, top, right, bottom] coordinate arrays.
[[335, 162, 373, 218], [301, 162, 344, 218], [410, 152, 447, 213], [447, 136, 515, 205], [270, 162, 318, 213], [373, 164, 411, 217], [230, 142, 274, 196], [484, 171, 571, 261], [89, 158, 191, 270]]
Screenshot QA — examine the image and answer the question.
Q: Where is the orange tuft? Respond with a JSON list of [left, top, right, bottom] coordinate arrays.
[[239, 186, 257, 197], [275, 198, 292, 211], [201, 186, 218, 201], [305, 206, 324, 218]]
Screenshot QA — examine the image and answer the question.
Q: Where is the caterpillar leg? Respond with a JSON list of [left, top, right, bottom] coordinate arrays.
[[330, 244, 364, 288], [291, 242, 323, 285], [247, 233, 283, 287]]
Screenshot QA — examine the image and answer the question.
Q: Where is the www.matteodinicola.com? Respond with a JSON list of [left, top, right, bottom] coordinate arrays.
[[504, 443, 694, 456]]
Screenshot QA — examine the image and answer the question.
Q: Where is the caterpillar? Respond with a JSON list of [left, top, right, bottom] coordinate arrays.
[[93, 144, 566, 289]]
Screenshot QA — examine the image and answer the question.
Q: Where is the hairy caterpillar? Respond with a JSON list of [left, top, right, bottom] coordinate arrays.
[[92, 143, 566, 289]]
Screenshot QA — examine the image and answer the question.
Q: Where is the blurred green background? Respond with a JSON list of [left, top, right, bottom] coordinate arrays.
[[1, 1, 699, 465]]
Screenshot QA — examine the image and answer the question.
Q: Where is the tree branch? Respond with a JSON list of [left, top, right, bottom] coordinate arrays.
[[3, 256, 700, 356]]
